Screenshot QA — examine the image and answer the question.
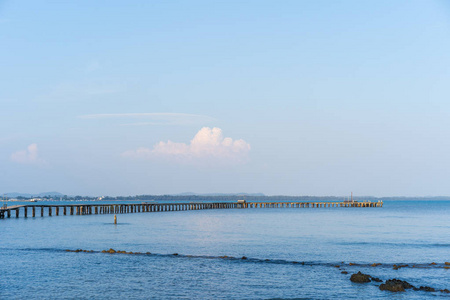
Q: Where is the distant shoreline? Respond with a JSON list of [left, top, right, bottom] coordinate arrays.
[[4, 194, 450, 202]]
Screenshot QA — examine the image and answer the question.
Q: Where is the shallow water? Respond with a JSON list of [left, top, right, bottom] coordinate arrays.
[[1, 201, 449, 299]]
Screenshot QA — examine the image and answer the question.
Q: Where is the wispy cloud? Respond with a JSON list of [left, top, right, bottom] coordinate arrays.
[[79, 113, 216, 126], [122, 127, 251, 165], [10, 144, 46, 165]]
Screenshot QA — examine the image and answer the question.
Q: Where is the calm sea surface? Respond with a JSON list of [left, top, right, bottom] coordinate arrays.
[[1, 200, 449, 299]]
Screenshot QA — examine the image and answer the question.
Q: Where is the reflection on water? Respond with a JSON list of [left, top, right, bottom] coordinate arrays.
[[1, 201, 449, 299]]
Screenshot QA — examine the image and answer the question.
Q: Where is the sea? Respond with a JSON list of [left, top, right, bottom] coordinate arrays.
[[1, 200, 449, 299]]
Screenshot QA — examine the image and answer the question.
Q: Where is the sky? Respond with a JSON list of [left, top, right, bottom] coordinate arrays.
[[1, 0, 450, 197]]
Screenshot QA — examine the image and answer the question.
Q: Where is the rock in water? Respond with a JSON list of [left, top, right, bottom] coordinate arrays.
[[350, 271, 371, 283], [379, 279, 415, 292], [418, 286, 435, 292]]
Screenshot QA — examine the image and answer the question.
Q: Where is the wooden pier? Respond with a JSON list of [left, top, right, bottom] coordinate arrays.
[[0, 201, 382, 220]]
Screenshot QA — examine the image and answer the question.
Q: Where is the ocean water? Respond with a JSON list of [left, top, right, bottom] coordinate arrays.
[[1, 200, 449, 299]]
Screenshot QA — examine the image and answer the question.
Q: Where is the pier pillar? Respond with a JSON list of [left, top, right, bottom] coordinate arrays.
[[49, 207, 52, 216], [41, 207, 44, 217], [7, 210, 11, 218], [24, 207, 27, 218], [56, 207, 59, 216], [15, 209, 19, 218], [32, 207, 35, 217]]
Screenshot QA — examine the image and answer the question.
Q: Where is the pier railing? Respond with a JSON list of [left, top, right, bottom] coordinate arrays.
[[0, 201, 383, 219]]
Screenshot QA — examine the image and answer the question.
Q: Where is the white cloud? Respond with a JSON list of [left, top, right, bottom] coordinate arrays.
[[10, 144, 45, 165], [122, 127, 251, 164]]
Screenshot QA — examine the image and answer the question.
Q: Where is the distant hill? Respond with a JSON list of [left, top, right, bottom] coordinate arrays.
[[3, 192, 64, 198]]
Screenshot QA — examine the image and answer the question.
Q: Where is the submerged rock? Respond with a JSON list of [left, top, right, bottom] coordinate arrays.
[[371, 263, 381, 267], [379, 279, 415, 292], [350, 271, 371, 283], [393, 264, 408, 270], [418, 286, 435, 292], [341, 271, 348, 274], [371, 277, 383, 282]]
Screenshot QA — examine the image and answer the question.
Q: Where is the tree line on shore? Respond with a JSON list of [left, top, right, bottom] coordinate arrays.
[[9, 194, 450, 202]]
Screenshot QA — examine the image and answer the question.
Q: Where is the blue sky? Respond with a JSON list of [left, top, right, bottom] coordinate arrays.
[[1, 0, 450, 196]]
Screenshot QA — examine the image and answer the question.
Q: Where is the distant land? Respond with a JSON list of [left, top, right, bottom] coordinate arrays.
[[2, 192, 450, 202], [3, 192, 64, 198], [176, 192, 266, 196]]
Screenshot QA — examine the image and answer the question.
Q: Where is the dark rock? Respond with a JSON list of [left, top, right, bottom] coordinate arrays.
[[172, 253, 178, 256], [371, 277, 383, 282], [379, 279, 415, 292], [380, 282, 404, 292], [341, 271, 348, 274], [440, 289, 450, 293], [350, 271, 371, 283], [241, 256, 247, 260], [419, 286, 435, 292]]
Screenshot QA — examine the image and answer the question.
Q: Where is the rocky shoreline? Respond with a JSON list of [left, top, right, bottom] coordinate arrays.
[[349, 271, 450, 294], [65, 248, 450, 295]]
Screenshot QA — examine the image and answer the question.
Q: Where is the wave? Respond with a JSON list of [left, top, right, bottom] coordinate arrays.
[[8, 247, 450, 269]]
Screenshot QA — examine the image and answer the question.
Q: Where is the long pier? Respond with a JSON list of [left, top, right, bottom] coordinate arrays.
[[0, 201, 382, 219]]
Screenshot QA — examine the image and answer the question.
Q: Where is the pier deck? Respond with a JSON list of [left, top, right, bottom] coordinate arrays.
[[0, 201, 382, 220]]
